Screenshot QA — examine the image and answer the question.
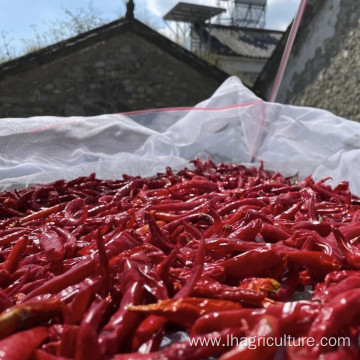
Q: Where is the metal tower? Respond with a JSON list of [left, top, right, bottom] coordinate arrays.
[[217, 0, 267, 28], [163, 2, 225, 50]]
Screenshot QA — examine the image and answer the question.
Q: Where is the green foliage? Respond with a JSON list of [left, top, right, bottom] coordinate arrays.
[[0, 1, 161, 63], [1, 1, 108, 62], [0, 31, 17, 62]]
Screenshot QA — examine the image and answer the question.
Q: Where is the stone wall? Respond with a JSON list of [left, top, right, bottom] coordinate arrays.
[[0, 27, 226, 118], [254, 0, 360, 121]]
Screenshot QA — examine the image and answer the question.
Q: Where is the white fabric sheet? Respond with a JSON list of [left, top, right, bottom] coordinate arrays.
[[1, 77, 359, 194]]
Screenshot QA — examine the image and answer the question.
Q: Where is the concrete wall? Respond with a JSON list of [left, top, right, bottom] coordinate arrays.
[[0, 31, 224, 118], [216, 56, 267, 84], [254, 0, 360, 121]]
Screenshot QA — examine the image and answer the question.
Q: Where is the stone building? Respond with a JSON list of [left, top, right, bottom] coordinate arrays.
[[0, 17, 228, 118], [253, 0, 360, 121]]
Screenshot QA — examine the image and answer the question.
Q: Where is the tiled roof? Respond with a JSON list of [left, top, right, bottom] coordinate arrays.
[[196, 24, 284, 59], [0, 19, 229, 83]]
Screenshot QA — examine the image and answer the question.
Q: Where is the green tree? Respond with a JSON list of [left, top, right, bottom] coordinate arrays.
[[0, 31, 17, 63], [20, 1, 108, 55], [0, 1, 109, 62], [0, 1, 160, 63]]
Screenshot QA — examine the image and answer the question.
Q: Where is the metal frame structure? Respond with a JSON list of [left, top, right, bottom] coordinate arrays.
[[216, 0, 267, 28], [163, 1, 267, 55], [163, 2, 225, 47]]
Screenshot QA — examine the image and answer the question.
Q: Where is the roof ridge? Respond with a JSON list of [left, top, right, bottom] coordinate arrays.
[[0, 18, 228, 83], [0, 18, 129, 71]]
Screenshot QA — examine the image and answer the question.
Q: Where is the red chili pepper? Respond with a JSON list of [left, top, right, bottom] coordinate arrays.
[[308, 288, 360, 355], [15, 203, 65, 226], [51, 226, 77, 257], [129, 297, 243, 329], [23, 257, 96, 300], [284, 229, 343, 261], [292, 220, 339, 237], [173, 235, 205, 299], [131, 314, 166, 352], [57, 325, 79, 358], [192, 277, 269, 305], [168, 179, 218, 194], [39, 228, 65, 263], [30, 186, 58, 211], [0, 292, 12, 313], [228, 218, 262, 241], [203, 207, 222, 237], [269, 265, 299, 301], [285, 251, 341, 278], [0, 326, 49, 360], [75, 299, 109, 360], [219, 248, 284, 280], [99, 256, 146, 356], [218, 198, 266, 216], [150, 198, 206, 212], [0, 159, 359, 359], [61, 198, 88, 226], [156, 248, 179, 286], [112, 178, 144, 202], [1, 236, 28, 274], [113, 328, 245, 360], [0, 298, 63, 339], [276, 201, 302, 220], [307, 179, 349, 204], [94, 228, 110, 295], [192, 301, 320, 337], [205, 238, 267, 257], [332, 226, 360, 269], [0, 228, 29, 246], [313, 272, 360, 303], [219, 315, 280, 360], [146, 212, 175, 254], [339, 221, 360, 241], [33, 348, 70, 360], [65, 277, 103, 324], [260, 223, 291, 243], [287, 346, 357, 360], [161, 212, 213, 236]]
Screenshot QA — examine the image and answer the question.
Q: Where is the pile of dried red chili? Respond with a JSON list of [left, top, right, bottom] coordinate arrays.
[[0, 159, 360, 359]]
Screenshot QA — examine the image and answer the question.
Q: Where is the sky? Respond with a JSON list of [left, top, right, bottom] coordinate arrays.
[[0, 0, 301, 56]]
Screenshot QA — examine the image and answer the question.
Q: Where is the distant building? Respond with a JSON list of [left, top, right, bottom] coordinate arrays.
[[192, 23, 283, 85], [163, 2, 283, 86], [0, 18, 228, 118], [253, 0, 360, 121]]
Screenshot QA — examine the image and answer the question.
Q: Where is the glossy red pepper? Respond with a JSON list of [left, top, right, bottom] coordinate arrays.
[[0, 159, 358, 359], [1, 236, 28, 273], [112, 328, 245, 360], [312, 272, 360, 303], [75, 299, 109, 360], [0, 297, 63, 339], [129, 297, 243, 329], [308, 288, 360, 355], [332, 226, 360, 269], [219, 315, 280, 360], [219, 248, 284, 280], [192, 300, 320, 337], [0, 326, 49, 360]]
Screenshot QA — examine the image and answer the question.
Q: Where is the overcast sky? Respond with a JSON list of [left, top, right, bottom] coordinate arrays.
[[1, 0, 301, 55]]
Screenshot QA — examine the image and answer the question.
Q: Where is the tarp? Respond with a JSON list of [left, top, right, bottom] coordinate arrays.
[[1, 76, 359, 193]]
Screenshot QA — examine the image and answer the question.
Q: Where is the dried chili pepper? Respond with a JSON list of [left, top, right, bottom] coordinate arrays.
[[0, 326, 49, 360], [129, 297, 243, 329], [0, 158, 358, 359]]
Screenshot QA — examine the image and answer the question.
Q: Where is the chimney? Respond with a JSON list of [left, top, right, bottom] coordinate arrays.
[[126, 0, 135, 20]]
